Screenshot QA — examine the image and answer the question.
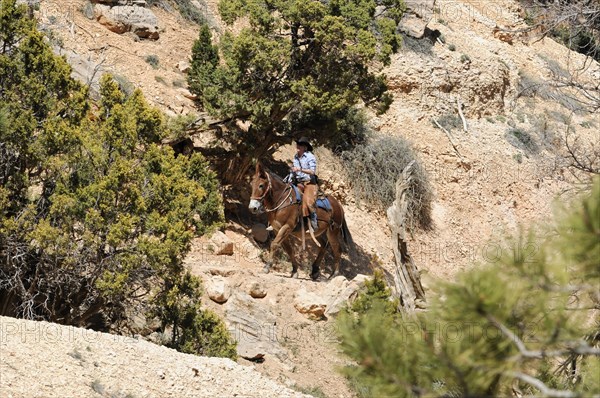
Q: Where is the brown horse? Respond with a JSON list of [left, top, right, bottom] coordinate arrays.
[[248, 162, 353, 280]]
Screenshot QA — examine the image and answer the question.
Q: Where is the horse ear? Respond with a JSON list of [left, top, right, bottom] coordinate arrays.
[[255, 161, 265, 176]]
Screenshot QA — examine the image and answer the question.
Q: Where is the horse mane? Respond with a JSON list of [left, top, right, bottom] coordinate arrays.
[[268, 170, 286, 183], [259, 166, 287, 184]]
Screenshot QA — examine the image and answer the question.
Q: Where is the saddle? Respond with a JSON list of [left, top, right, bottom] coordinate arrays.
[[289, 183, 331, 212]]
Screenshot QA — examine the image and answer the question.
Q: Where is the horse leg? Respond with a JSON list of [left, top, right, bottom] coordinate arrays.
[[263, 224, 291, 274], [310, 236, 328, 281], [326, 226, 343, 279], [281, 239, 300, 279]]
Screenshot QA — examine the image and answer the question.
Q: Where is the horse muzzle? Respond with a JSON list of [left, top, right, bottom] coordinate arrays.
[[248, 199, 263, 214]]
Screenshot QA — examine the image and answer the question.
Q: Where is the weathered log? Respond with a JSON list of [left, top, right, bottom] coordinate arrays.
[[386, 161, 426, 311]]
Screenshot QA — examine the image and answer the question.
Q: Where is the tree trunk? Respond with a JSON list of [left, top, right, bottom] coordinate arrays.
[[386, 161, 426, 311]]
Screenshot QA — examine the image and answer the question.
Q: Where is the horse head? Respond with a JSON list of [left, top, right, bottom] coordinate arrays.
[[248, 161, 271, 214]]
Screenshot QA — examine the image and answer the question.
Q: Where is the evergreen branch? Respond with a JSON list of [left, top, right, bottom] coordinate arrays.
[[488, 315, 600, 358], [506, 371, 582, 398]]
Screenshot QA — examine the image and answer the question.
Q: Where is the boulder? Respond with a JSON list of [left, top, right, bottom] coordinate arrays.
[[209, 231, 234, 255], [177, 87, 198, 100], [53, 47, 104, 100], [325, 274, 370, 317], [399, 0, 436, 38], [91, 0, 147, 6], [206, 277, 231, 304], [176, 60, 191, 74], [248, 281, 267, 299], [352, 274, 370, 286], [224, 292, 286, 362], [95, 4, 159, 40], [294, 288, 327, 318], [251, 223, 269, 243]]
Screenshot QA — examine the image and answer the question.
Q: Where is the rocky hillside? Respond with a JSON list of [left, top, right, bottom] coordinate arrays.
[[0, 316, 309, 398], [4, 0, 599, 397]]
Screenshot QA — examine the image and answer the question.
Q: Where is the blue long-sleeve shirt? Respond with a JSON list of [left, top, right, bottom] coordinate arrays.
[[293, 152, 317, 182]]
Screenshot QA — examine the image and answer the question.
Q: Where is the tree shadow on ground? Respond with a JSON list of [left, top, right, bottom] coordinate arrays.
[[224, 158, 378, 279]]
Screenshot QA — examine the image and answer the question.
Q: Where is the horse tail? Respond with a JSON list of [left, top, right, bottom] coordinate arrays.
[[341, 217, 355, 254]]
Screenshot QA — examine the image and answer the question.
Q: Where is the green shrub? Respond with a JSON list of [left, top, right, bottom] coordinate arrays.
[[350, 270, 398, 316], [145, 54, 160, 69], [513, 153, 523, 164], [433, 113, 462, 131], [155, 75, 167, 85], [112, 74, 135, 97], [156, 273, 237, 360], [448, 43, 456, 51], [173, 78, 186, 88], [175, 0, 206, 24], [166, 113, 198, 140], [506, 127, 539, 154], [81, 1, 94, 19], [0, 3, 232, 360], [552, 25, 600, 62], [460, 54, 470, 63], [292, 385, 328, 398], [580, 120, 595, 129]]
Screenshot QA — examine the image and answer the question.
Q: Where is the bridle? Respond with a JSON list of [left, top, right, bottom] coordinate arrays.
[[251, 172, 273, 201], [251, 172, 297, 213]]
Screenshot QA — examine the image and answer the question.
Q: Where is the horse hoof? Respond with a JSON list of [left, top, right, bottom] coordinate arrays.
[[291, 272, 298, 279], [328, 271, 339, 279], [262, 266, 271, 274], [311, 272, 320, 281]]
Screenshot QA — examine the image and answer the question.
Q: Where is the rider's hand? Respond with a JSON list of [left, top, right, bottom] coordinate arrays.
[[291, 166, 300, 172]]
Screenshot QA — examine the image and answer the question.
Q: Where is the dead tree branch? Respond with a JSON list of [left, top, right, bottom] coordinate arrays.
[[456, 98, 468, 133], [387, 161, 426, 311], [433, 119, 462, 158]]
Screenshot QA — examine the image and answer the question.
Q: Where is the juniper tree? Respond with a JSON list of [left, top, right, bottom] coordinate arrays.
[[0, 0, 235, 358], [188, 0, 405, 181]]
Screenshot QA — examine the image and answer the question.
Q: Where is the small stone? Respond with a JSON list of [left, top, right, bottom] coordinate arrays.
[[248, 282, 267, 299], [209, 231, 234, 255], [251, 224, 269, 243], [177, 87, 198, 100], [206, 277, 231, 304], [294, 288, 327, 318], [176, 60, 191, 73], [351, 274, 370, 286]]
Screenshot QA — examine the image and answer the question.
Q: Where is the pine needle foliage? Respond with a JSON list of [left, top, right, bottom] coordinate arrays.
[[188, 0, 406, 180], [338, 178, 600, 397], [0, 0, 235, 359]]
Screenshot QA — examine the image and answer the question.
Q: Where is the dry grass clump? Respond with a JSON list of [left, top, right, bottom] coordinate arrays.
[[340, 136, 434, 231]]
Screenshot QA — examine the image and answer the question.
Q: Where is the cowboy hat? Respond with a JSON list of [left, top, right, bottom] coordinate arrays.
[[295, 137, 313, 152]]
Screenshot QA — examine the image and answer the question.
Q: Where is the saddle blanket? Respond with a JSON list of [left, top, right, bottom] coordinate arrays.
[[316, 197, 332, 211]]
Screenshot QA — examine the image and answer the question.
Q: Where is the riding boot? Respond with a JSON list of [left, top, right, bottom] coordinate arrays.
[[310, 212, 318, 230]]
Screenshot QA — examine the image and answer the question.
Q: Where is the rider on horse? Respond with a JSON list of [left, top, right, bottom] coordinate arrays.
[[291, 137, 318, 231]]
